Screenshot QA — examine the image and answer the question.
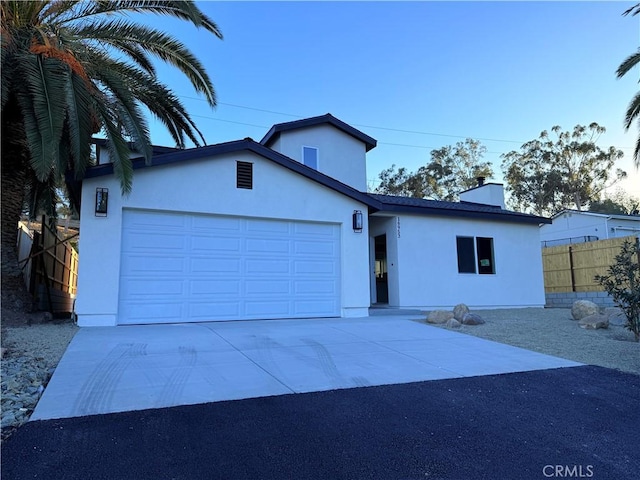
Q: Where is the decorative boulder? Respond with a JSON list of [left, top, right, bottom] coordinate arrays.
[[453, 303, 470, 321], [445, 318, 462, 329], [604, 307, 626, 327], [426, 310, 454, 324], [461, 313, 485, 325], [571, 300, 599, 320], [578, 314, 609, 330]]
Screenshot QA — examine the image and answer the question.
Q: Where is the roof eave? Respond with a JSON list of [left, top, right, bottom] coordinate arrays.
[[377, 203, 551, 225]]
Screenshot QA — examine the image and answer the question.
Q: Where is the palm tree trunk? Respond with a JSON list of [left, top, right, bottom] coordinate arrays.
[[1, 106, 34, 313]]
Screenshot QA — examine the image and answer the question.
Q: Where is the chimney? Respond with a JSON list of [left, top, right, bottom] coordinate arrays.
[[459, 181, 505, 209]]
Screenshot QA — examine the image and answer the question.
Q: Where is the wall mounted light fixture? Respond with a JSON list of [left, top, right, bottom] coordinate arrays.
[[352, 210, 363, 233], [95, 188, 108, 217]]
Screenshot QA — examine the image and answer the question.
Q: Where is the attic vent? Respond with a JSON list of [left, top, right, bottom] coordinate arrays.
[[236, 161, 253, 189]]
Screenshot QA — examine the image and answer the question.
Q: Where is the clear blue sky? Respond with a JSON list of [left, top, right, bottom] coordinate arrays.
[[145, 1, 640, 198]]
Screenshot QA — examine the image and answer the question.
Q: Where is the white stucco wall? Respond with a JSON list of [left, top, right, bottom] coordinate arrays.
[[540, 212, 640, 244], [76, 151, 371, 326], [269, 124, 368, 191], [459, 183, 505, 208], [390, 214, 546, 309]]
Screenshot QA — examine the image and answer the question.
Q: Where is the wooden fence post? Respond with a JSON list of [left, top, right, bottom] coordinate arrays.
[[568, 246, 576, 292]]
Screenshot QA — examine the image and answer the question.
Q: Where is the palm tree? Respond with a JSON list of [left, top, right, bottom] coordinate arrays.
[[617, 3, 640, 168], [1, 0, 222, 310]]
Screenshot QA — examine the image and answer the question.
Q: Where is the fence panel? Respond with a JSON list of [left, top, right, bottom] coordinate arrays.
[[542, 235, 639, 293], [21, 218, 79, 312]]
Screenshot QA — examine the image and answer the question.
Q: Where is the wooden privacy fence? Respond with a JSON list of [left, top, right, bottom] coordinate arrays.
[[17, 218, 79, 313], [542, 235, 639, 293]]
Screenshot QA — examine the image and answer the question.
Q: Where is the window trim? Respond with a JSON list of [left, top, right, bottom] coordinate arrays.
[[302, 146, 319, 170], [456, 235, 496, 275]]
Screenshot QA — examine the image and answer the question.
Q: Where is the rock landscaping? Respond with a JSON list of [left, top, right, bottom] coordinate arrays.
[[1, 310, 78, 442], [578, 314, 609, 330], [425, 304, 485, 327], [571, 300, 599, 320], [426, 310, 454, 324]]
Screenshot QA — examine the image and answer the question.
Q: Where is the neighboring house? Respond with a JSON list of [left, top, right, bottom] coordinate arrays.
[[75, 114, 549, 327], [540, 210, 640, 247]]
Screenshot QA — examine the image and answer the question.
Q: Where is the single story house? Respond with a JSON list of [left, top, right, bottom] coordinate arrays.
[[75, 114, 549, 326], [540, 210, 640, 247]]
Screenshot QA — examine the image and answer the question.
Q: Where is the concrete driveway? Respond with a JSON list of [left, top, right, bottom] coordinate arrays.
[[31, 315, 581, 421]]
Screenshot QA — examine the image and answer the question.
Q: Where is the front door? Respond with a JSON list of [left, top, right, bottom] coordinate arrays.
[[374, 234, 388, 304]]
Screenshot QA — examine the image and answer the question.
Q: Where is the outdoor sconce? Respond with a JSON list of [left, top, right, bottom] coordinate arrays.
[[95, 188, 108, 217], [352, 210, 363, 233]]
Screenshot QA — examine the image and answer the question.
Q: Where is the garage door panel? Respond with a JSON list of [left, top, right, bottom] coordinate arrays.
[[245, 280, 290, 295], [189, 302, 240, 318], [122, 255, 185, 273], [121, 302, 184, 323], [294, 222, 336, 236], [245, 301, 291, 316], [190, 258, 241, 274], [191, 235, 241, 252], [246, 238, 290, 254], [190, 280, 241, 295], [294, 240, 335, 255], [121, 279, 185, 296], [123, 211, 187, 230], [118, 210, 340, 324], [294, 280, 337, 294], [294, 261, 336, 274], [245, 259, 291, 274], [294, 300, 339, 316], [246, 219, 290, 235], [122, 232, 186, 252], [192, 215, 241, 232]]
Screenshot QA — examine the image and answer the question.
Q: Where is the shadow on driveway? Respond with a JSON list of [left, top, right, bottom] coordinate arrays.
[[2, 365, 638, 479]]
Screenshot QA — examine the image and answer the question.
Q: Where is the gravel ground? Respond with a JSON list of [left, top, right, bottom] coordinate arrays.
[[1, 312, 78, 441], [0, 307, 638, 442], [425, 307, 640, 375]]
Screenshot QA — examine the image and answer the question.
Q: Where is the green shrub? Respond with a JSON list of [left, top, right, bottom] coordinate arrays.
[[595, 238, 640, 342]]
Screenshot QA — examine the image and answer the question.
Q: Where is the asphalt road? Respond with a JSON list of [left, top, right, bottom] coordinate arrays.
[[2, 365, 638, 480]]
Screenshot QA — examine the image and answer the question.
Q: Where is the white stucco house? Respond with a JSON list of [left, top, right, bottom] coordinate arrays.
[[540, 210, 640, 247], [75, 114, 550, 327]]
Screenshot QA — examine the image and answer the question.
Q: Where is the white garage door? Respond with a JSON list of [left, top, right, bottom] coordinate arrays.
[[117, 210, 341, 324]]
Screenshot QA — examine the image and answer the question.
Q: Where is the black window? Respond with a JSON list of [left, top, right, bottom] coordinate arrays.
[[456, 237, 476, 274], [236, 161, 253, 189], [457, 236, 496, 274], [476, 237, 495, 274]]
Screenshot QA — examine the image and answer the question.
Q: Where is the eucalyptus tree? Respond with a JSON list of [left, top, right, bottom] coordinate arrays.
[[501, 124, 625, 216], [375, 139, 493, 201], [1, 0, 222, 307]]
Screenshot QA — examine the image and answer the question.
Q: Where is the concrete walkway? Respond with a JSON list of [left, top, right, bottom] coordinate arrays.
[[31, 315, 581, 420]]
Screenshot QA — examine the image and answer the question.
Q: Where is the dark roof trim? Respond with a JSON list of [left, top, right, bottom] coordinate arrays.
[[368, 194, 550, 225], [92, 138, 180, 156], [85, 139, 380, 209], [260, 113, 377, 152]]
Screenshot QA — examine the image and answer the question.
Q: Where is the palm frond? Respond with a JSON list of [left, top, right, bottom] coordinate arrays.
[[616, 49, 640, 79], [93, 99, 135, 194], [84, 47, 206, 147], [64, 67, 95, 178], [60, 0, 222, 39], [624, 91, 640, 130], [623, 3, 640, 17], [73, 19, 216, 105], [89, 57, 153, 162], [16, 53, 69, 180]]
